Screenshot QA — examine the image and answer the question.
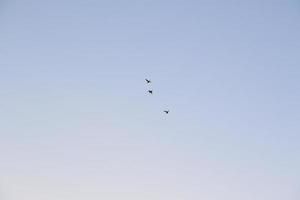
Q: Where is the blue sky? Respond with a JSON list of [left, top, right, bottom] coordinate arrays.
[[0, 0, 300, 199]]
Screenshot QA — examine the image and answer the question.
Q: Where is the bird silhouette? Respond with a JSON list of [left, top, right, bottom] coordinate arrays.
[[164, 110, 170, 114], [148, 90, 153, 94], [145, 79, 151, 83]]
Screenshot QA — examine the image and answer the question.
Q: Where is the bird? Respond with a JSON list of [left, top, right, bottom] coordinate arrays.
[[145, 79, 151, 83], [164, 110, 170, 114], [148, 90, 153, 94]]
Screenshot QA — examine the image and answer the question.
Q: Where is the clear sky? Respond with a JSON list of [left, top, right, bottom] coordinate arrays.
[[0, 0, 300, 199]]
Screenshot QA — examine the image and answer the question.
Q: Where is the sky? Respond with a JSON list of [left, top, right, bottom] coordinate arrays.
[[0, 0, 300, 199]]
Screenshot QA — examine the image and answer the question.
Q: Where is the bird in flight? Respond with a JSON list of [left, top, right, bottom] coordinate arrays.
[[148, 90, 153, 94], [164, 110, 170, 114], [145, 79, 151, 83]]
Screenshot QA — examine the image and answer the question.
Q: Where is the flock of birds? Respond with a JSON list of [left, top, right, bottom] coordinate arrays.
[[145, 79, 170, 114]]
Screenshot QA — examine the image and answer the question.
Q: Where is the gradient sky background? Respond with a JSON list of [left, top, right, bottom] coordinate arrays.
[[0, 0, 300, 199]]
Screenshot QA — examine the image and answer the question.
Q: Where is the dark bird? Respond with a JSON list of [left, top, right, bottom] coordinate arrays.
[[164, 110, 170, 114], [148, 90, 153, 94], [145, 79, 151, 83]]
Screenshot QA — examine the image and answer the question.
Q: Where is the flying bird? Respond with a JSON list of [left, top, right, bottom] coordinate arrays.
[[148, 90, 153, 94], [164, 110, 170, 114], [145, 79, 151, 83]]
